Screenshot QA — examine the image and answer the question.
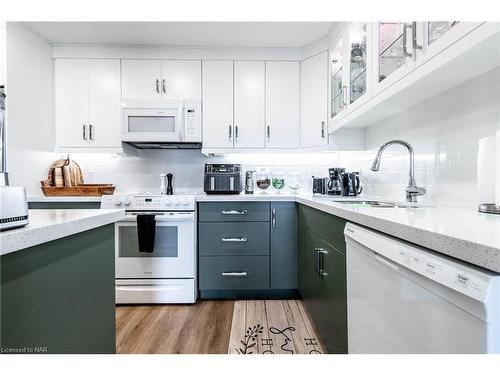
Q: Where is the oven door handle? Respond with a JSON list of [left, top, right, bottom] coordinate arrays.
[[120, 213, 195, 222]]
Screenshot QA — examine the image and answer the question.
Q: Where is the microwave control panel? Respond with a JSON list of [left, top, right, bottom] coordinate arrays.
[[184, 100, 202, 142]]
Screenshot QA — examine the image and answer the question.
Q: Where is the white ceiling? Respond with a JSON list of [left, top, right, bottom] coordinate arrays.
[[22, 22, 334, 48]]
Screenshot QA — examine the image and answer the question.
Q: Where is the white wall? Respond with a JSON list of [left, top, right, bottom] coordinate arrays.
[[359, 66, 500, 207], [5, 23, 56, 190]]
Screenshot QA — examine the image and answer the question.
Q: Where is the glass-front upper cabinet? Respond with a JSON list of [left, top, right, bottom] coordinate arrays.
[[347, 22, 371, 109], [329, 22, 373, 126], [372, 22, 416, 94], [329, 33, 345, 121], [415, 22, 484, 65]]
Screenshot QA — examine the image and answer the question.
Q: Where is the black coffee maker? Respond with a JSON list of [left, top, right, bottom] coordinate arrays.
[[342, 172, 363, 197], [327, 168, 345, 196]]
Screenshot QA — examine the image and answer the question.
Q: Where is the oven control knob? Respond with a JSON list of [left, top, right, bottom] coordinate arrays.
[[174, 198, 181, 206], [123, 198, 131, 206], [113, 197, 122, 206]]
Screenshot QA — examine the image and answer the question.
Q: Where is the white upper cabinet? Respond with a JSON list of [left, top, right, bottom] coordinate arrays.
[[161, 60, 201, 99], [55, 59, 89, 148], [203, 60, 296, 150], [234, 61, 265, 148], [300, 51, 328, 148], [265, 61, 300, 148], [372, 22, 417, 94], [121, 59, 162, 100], [55, 59, 121, 150], [122, 59, 201, 100], [88, 59, 121, 147], [415, 22, 483, 65], [202, 60, 234, 148]]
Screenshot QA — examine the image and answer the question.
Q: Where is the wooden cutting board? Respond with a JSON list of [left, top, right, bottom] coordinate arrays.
[[41, 184, 115, 196]]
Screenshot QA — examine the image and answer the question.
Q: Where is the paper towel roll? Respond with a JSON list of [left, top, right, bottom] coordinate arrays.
[[478, 135, 496, 204], [496, 130, 500, 206]]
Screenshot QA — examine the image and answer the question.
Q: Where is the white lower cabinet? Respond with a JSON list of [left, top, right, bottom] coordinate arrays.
[[300, 51, 329, 148], [55, 58, 121, 150], [265, 61, 300, 148], [233, 61, 265, 148]]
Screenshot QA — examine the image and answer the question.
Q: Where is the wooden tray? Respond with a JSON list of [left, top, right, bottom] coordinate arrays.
[[41, 184, 115, 196]]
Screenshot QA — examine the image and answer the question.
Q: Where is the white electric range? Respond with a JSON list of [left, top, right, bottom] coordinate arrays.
[[101, 193, 197, 304]]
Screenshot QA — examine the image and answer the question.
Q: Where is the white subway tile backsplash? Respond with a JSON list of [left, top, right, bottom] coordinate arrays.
[[362, 66, 500, 208]]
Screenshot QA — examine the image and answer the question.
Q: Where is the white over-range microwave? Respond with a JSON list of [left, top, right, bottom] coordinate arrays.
[[121, 99, 202, 149]]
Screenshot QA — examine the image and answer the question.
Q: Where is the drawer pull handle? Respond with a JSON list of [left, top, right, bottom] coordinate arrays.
[[222, 272, 248, 277], [221, 210, 248, 215], [222, 237, 248, 242]]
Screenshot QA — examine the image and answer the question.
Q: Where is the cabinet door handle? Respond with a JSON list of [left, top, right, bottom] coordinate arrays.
[[221, 237, 247, 242], [221, 209, 247, 215], [235, 125, 239, 142], [267, 125, 271, 141], [228, 125, 232, 142], [155, 79, 160, 93], [89, 124, 94, 141], [318, 249, 328, 277], [222, 272, 247, 277], [412, 21, 423, 50], [321, 121, 326, 139], [342, 85, 348, 107], [82, 124, 87, 140], [314, 248, 321, 274], [271, 209, 276, 228], [162, 79, 167, 94], [403, 23, 413, 57]]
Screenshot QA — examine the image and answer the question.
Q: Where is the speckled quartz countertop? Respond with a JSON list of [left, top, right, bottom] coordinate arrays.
[[0, 209, 125, 256], [198, 193, 500, 273]]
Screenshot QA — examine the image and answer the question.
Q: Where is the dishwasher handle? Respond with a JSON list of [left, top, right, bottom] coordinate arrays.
[[375, 254, 399, 271]]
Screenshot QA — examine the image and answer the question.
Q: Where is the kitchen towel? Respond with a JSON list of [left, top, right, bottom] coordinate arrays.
[[478, 135, 496, 204], [137, 214, 156, 253]]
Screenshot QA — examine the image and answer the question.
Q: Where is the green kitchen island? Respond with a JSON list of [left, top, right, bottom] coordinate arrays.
[[0, 208, 124, 354]]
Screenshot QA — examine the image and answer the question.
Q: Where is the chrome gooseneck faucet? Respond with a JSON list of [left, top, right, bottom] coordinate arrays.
[[370, 140, 426, 203]]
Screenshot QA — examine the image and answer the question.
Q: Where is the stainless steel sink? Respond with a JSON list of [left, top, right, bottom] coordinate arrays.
[[335, 200, 396, 208], [330, 199, 431, 208]]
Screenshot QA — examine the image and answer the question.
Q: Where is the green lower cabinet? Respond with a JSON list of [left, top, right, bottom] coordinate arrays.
[[0, 224, 115, 354], [298, 204, 348, 354], [28, 202, 101, 209], [270, 202, 297, 290], [198, 201, 297, 298]]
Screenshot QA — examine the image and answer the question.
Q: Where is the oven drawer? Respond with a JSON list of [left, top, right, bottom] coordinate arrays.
[[199, 256, 269, 290], [198, 202, 270, 222], [199, 222, 269, 256]]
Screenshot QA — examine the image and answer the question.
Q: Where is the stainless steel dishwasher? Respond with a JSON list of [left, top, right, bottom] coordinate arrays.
[[345, 223, 500, 354]]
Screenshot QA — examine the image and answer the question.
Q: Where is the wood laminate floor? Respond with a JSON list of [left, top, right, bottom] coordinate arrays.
[[116, 300, 234, 354], [116, 299, 324, 354]]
